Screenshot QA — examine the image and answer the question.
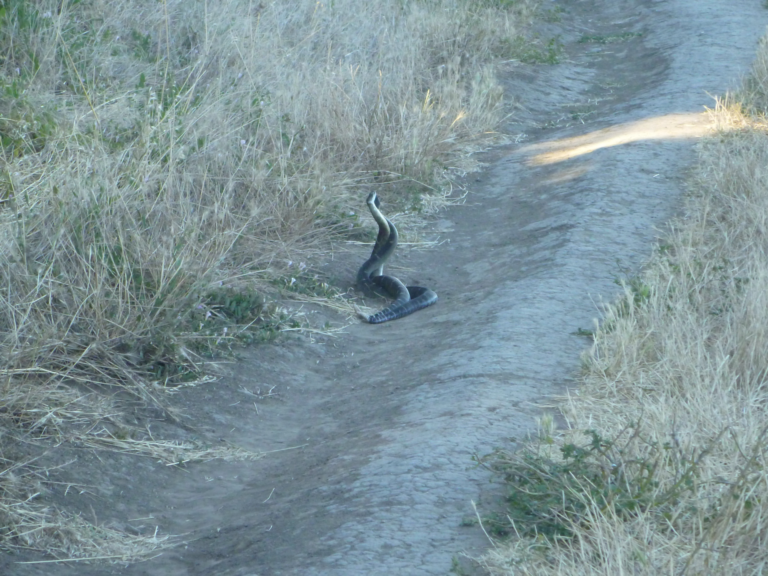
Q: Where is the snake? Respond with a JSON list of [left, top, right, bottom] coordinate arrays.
[[356, 192, 438, 324]]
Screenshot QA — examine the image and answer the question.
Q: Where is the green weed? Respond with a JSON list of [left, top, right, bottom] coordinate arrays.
[[485, 425, 713, 540], [449, 556, 467, 575], [185, 285, 284, 353], [618, 276, 653, 308], [0, 79, 57, 157], [539, 5, 565, 22], [592, 276, 654, 335], [281, 271, 339, 299], [508, 35, 563, 64], [573, 327, 595, 338]]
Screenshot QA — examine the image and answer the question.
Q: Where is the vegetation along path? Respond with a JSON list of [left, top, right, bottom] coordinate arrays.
[[9, 0, 768, 574]]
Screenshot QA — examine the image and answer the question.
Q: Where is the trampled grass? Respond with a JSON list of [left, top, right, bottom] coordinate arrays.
[[0, 0, 539, 562], [482, 35, 768, 576]]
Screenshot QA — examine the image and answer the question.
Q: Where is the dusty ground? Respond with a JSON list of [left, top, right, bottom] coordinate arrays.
[[4, 0, 768, 574]]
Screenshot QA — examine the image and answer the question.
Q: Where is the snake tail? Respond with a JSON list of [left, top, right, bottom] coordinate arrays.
[[366, 285, 438, 324]]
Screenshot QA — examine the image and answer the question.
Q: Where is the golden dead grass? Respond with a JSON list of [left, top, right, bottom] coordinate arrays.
[[482, 36, 768, 576], [0, 0, 539, 562]]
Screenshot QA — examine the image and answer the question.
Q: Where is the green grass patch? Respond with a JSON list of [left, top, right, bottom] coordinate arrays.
[[484, 425, 712, 540], [508, 35, 564, 64]]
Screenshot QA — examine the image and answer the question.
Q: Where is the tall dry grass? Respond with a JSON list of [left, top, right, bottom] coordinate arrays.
[[482, 36, 768, 576], [0, 0, 539, 560]]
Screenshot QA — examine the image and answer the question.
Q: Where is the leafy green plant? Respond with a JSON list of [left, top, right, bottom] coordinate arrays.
[[281, 271, 338, 299], [203, 286, 265, 324], [485, 425, 711, 539]]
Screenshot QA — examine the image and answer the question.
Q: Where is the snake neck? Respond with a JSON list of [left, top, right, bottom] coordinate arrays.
[[368, 193, 390, 271], [357, 193, 399, 284]]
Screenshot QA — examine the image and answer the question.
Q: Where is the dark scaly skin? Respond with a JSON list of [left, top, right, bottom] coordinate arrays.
[[356, 192, 438, 323]]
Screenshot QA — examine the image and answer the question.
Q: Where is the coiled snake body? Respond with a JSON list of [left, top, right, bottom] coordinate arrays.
[[356, 192, 438, 324]]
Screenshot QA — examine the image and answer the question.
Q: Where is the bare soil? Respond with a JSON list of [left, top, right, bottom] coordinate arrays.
[[4, 0, 767, 574]]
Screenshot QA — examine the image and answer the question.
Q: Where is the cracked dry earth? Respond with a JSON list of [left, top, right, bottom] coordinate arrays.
[[6, 1, 768, 575]]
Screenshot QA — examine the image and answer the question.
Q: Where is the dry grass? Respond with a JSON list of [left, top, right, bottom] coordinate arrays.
[[482, 36, 768, 576], [0, 0, 540, 561], [0, 449, 175, 562]]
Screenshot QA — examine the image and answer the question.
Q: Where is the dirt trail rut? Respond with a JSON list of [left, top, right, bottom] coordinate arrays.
[[7, 1, 768, 575]]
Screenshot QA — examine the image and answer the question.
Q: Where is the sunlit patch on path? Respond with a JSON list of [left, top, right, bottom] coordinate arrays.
[[522, 112, 715, 166]]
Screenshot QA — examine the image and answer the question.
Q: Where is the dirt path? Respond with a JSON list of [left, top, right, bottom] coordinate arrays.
[[6, 1, 768, 575]]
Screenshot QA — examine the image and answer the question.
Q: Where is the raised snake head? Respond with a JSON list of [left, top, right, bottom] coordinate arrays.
[[366, 191, 381, 210]]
